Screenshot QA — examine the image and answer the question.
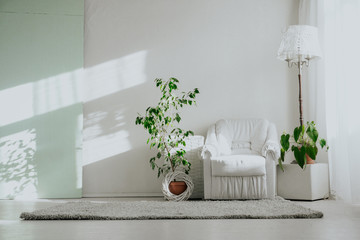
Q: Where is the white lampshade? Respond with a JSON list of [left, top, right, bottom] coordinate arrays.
[[277, 25, 321, 63]]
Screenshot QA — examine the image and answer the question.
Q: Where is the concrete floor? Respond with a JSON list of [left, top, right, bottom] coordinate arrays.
[[0, 198, 360, 240]]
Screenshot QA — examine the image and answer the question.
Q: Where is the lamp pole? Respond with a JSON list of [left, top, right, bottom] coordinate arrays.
[[287, 58, 308, 127], [298, 61, 303, 126]]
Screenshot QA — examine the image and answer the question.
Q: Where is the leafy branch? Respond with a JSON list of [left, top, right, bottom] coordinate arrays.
[[135, 77, 200, 178]]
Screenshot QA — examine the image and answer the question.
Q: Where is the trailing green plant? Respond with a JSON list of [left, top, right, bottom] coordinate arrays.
[[279, 121, 329, 171], [135, 77, 200, 178]]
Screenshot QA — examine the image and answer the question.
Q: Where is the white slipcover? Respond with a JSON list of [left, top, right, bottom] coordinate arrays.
[[201, 119, 280, 199], [211, 155, 266, 177]]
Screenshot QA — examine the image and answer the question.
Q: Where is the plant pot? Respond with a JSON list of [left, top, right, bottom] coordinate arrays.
[[306, 154, 315, 164], [169, 181, 187, 195]]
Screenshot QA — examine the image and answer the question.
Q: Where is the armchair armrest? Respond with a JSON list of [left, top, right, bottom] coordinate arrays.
[[261, 123, 280, 160], [201, 144, 218, 159], [201, 124, 219, 159]]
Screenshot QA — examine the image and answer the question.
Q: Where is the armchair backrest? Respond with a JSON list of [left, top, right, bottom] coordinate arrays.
[[215, 119, 269, 155]]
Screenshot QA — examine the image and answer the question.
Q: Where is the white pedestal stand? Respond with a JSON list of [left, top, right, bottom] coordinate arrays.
[[277, 163, 330, 200]]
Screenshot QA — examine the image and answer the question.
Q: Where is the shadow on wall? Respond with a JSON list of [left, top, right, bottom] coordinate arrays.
[[0, 129, 37, 199], [0, 103, 83, 199], [82, 82, 165, 196], [82, 49, 166, 196], [82, 50, 149, 165]]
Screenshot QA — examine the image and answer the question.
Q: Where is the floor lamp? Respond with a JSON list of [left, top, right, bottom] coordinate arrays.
[[277, 25, 321, 126]]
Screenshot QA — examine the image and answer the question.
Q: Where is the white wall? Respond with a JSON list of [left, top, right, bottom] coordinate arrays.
[[83, 0, 299, 197]]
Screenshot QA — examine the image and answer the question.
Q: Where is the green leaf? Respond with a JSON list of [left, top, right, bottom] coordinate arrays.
[[175, 113, 181, 123], [280, 134, 290, 151], [155, 78, 162, 87], [149, 157, 156, 170], [135, 117, 140, 125], [169, 81, 178, 91], [280, 148, 285, 162], [165, 116, 171, 124], [320, 139, 327, 149], [184, 130, 193, 137], [194, 88, 200, 94], [156, 152, 162, 159], [293, 127, 302, 142], [170, 77, 179, 83], [292, 146, 306, 169], [306, 124, 319, 143], [305, 145, 317, 160], [176, 150, 184, 157]]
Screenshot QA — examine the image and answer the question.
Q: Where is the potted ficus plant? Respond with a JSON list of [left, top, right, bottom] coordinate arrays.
[[278, 121, 329, 171], [135, 77, 199, 195]]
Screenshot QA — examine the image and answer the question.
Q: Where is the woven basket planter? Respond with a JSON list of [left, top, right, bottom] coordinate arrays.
[[162, 171, 194, 201]]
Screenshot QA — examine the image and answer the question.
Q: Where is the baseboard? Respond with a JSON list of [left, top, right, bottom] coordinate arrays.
[[82, 192, 163, 198]]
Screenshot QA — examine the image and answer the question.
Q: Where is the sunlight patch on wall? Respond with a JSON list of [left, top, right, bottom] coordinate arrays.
[[83, 50, 148, 102], [0, 69, 82, 127], [83, 130, 131, 166], [33, 69, 83, 115], [0, 129, 37, 199]]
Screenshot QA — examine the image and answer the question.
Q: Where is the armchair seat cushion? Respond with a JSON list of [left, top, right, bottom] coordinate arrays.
[[211, 154, 266, 177]]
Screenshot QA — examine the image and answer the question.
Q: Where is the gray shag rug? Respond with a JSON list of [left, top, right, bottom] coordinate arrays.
[[20, 197, 323, 220]]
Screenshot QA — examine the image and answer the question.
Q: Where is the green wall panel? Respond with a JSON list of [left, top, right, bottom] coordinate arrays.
[[0, 0, 83, 15], [0, 0, 83, 199]]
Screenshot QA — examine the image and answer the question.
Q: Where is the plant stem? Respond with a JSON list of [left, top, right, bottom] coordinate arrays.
[[163, 140, 175, 172]]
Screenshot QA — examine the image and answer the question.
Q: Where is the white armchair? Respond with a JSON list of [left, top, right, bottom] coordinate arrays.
[[201, 119, 280, 199]]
